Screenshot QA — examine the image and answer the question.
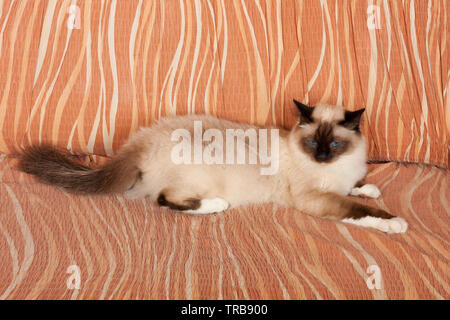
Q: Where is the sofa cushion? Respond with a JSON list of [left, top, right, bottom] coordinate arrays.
[[0, 157, 448, 299]]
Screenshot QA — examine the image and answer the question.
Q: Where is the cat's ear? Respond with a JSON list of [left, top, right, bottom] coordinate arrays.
[[339, 108, 365, 132], [293, 99, 314, 124]]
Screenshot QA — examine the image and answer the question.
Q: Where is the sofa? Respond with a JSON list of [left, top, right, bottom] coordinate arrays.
[[0, 0, 448, 299]]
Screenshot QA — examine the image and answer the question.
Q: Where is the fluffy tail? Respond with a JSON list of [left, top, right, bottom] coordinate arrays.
[[18, 145, 142, 194]]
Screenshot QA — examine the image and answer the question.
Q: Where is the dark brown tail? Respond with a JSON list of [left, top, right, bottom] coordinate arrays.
[[18, 145, 142, 195]]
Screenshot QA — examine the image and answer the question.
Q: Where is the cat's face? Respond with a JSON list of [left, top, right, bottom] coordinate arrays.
[[291, 100, 365, 164]]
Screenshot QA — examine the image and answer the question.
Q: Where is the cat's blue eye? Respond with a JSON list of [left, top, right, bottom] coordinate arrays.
[[308, 140, 318, 146], [331, 141, 341, 147]]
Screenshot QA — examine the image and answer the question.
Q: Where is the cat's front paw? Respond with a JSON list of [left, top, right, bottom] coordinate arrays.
[[350, 184, 381, 199], [342, 216, 408, 234], [384, 217, 408, 233]]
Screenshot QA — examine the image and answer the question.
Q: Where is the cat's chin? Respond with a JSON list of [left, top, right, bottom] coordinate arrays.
[[314, 159, 334, 165]]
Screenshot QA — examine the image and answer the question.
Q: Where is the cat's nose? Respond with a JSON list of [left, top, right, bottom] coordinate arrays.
[[315, 152, 331, 162]]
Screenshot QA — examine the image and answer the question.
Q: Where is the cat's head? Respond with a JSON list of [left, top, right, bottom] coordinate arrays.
[[290, 100, 366, 164]]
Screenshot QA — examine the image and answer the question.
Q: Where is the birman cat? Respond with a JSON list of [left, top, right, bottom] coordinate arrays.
[[18, 100, 408, 234]]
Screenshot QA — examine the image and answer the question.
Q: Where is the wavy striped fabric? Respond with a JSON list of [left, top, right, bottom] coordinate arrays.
[[0, 0, 449, 300], [0, 0, 448, 167], [0, 158, 448, 299]]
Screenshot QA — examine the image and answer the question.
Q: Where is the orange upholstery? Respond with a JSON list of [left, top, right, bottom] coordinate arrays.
[[0, 0, 448, 167], [0, 1, 448, 299]]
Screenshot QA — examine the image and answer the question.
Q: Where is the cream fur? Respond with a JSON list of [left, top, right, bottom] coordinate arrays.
[[125, 104, 367, 207]]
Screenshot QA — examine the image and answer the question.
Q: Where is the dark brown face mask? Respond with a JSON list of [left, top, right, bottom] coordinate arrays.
[[293, 100, 365, 163]]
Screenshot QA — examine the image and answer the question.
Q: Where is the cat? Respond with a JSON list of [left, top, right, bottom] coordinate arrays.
[[18, 100, 408, 234]]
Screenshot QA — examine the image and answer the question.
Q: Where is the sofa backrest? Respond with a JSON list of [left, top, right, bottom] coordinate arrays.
[[0, 0, 448, 168]]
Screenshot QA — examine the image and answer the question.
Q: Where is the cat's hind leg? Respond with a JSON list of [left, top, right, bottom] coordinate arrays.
[[124, 183, 149, 199], [124, 172, 148, 199], [157, 189, 229, 214], [185, 198, 229, 214]]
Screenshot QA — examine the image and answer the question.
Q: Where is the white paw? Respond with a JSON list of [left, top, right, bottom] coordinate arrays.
[[185, 198, 230, 215], [351, 184, 381, 199], [342, 216, 408, 234], [384, 217, 408, 234]]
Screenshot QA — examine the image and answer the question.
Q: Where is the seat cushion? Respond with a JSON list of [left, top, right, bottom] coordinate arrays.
[[0, 156, 448, 299]]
